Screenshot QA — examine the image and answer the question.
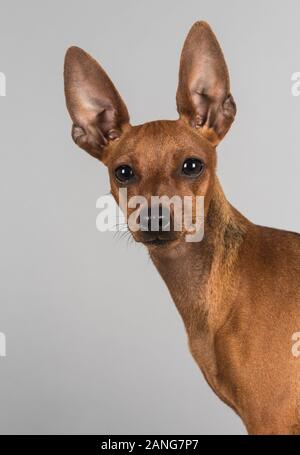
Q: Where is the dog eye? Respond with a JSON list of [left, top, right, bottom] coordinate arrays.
[[182, 158, 205, 177], [115, 165, 135, 183]]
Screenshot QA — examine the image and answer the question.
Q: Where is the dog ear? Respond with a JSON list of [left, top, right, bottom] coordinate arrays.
[[176, 21, 236, 146], [64, 47, 130, 160]]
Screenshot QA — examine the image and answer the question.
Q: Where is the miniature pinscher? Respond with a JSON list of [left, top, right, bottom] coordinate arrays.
[[64, 21, 300, 434]]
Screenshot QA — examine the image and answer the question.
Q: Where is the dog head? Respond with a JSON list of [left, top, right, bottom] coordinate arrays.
[[64, 22, 236, 251]]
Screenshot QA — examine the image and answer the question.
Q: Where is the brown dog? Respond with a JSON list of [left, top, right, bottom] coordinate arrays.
[[64, 21, 300, 434]]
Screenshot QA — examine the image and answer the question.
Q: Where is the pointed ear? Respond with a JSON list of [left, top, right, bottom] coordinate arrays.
[[176, 22, 236, 146], [64, 46, 130, 160]]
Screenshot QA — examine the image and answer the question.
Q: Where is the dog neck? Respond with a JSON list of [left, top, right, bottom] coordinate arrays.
[[149, 178, 248, 338]]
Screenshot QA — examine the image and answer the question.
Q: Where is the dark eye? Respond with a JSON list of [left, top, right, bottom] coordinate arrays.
[[182, 158, 205, 177], [114, 165, 135, 183]]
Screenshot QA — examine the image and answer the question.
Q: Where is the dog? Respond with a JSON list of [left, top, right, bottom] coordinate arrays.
[[64, 21, 300, 434]]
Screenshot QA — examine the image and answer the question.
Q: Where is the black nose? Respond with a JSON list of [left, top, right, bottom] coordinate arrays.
[[140, 205, 170, 232]]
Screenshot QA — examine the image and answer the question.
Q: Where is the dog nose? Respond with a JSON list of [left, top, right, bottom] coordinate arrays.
[[140, 205, 170, 232]]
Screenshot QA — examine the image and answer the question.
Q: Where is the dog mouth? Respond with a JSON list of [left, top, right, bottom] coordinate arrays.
[[142, 235, 178, 247], [145, 239, 171, 246]]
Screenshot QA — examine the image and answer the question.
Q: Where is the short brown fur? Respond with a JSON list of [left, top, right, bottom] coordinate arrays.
[[64, 21, 300, 434]]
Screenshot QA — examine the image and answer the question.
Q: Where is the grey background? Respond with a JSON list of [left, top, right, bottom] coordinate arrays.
[[0, 0, 300, 435]]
